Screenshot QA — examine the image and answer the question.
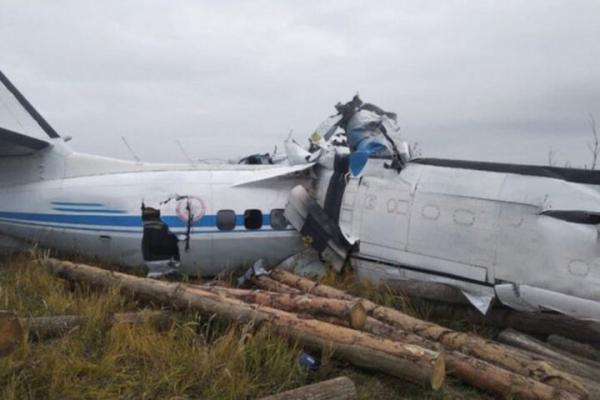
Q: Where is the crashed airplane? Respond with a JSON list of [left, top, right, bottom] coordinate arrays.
[[0, 70, 599, 322]]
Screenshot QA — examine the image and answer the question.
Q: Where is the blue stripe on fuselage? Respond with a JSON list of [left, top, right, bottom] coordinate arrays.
[[0, 211, 274, 229], [0, 217, 294, 235], [52, 208, 127, 214], [51, 202, 105, 207]]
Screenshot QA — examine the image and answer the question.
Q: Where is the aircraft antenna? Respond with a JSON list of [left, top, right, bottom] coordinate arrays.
[[120, 136, 141, 163], [175, 139, 196, 166]]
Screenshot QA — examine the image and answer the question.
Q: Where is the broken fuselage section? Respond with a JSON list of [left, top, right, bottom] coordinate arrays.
[[286, 96, 600, 321], [1, 65, 599, 323]]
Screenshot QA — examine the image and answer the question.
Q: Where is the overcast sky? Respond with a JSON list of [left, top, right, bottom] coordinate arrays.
[[1, 1, 599, 166]]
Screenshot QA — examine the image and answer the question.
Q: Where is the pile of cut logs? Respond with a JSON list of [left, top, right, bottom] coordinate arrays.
[[2, 258, 600, 400]]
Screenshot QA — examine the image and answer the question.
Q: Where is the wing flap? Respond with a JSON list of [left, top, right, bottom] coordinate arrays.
[[0, 70, 59, 157], [0, 126, 50, 156]]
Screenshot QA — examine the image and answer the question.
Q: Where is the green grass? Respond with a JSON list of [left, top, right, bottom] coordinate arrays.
[[0, 252, 491, 399]]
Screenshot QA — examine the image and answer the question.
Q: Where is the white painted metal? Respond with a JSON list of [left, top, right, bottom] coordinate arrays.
[[348, 160, 600, 321], [2, 74, 599, 321], [0, 145, 308, 276]]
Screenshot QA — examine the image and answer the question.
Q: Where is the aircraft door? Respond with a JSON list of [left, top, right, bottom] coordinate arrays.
[[358, 176, 411, 260]]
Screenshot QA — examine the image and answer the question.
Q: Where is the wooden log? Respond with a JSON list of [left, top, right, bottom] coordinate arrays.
[[445, 351, 583, 400], [269, 270, 354, 300], [204, 286, 367, 329], [383, 279, 600, 345], [43, 258, 445, 390], [270, 269, 600, 343], [323, 315, 580, 400], [256, 376, 357, 400], [251, 275, 303, 295], [268, 269, 587, 398], [427, 304, 600, 344], [547, 334, 600, 364], [24, 315, 81, 340], [497, 329, 600, 386], [23, 310, 173, 340], [371, 306, 591, 398], [0, 311, 24, 358]]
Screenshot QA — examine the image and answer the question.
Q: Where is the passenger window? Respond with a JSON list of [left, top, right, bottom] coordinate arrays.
[[217, 210, 236, 231], [244, 209, 263, 230], [270, 209, 288, 229]]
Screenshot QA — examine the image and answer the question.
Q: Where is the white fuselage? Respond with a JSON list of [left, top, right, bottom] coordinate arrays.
[[0, 148, 307, 276], [333, 160, 600, 319], [2, 69, 597, 321]]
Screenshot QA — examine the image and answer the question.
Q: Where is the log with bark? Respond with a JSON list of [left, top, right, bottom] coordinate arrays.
[[320, 315, 580, 400], [23, 310, 174, 340], [43, 258, 445, 390], [210, 283, 579, 399], [256, 376, 357, 400], [270, 269, 600, 343], [547, 334, 600, 364], [251, 275, 303, 295], [375, 278, 600, 345], [200, 286, 367, 329], [0, 311, 24, 358], [243, 273, 585, 400], [497, 329, 600, 392], [426, 304, 600, 343], [267, 269, 587, 398], [0, 310, 174, 348]]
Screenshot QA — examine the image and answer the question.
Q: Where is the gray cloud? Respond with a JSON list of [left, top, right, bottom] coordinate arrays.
[[1, 0, 599, 166]]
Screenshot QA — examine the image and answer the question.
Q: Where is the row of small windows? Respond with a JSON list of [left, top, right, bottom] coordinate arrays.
[[216, 209, 288, 231]]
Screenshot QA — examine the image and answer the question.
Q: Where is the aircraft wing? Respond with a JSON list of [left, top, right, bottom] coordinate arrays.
[[0, 126, 50, 156], [0, 70, 58, 156], [231, 163, 314, 187]]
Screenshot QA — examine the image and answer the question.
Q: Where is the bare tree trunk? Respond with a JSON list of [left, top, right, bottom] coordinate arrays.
[[201, 286, 367, 329], [268, 269, 587, 398], [223, 288, 581, 399], [24, 315, 82, 340], [251, 275, 303, 295], [304, 315, 581, 400], [426, 304, 600, 343], [383, 281, 600, 344], [445, 351, 583, 400], [547, 334, 600, 364], [43, 258, 445, 390], [356, 278, 600, 343], [269, 270, 354, 300], [257, 377, 357, 400], [497, 329, 600, 386], [23, 310, 173, 340]]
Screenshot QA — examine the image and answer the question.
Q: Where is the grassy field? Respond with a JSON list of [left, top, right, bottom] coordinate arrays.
[[0, 251, 493, 399]]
